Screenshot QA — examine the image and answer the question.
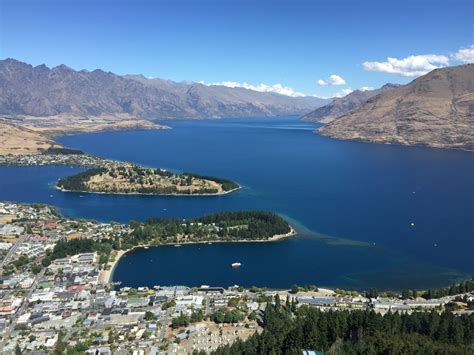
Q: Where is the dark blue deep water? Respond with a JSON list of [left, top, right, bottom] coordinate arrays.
[[1, 117, 473, 290]]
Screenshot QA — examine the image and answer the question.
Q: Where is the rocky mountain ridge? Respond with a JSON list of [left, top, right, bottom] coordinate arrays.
[[0, 58, 328, 120], [317, 64, 474, 149]]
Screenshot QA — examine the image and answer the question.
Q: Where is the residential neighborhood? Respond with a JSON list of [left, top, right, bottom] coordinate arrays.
[[0, 152, 128, 169]]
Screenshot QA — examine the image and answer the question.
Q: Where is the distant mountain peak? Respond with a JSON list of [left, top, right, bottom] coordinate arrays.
[[302, 83, 399, 124], [53, 64, 73, 71], [381, 83, 401, 89]]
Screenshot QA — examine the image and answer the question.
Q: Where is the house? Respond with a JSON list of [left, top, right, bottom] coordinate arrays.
[[297, 296, 336, 307], [74, 252, 97, 264], [0, 225, 24, 236]]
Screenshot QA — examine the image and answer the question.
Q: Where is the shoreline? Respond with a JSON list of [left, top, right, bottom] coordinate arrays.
[[56, 185, 241, 197], [100, 249, 127, 285], [108, 226, 297, 284], [315, 130, 474, 152]]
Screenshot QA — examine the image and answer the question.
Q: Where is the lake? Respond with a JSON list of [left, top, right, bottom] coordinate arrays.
[[0, 117, 472, 290]]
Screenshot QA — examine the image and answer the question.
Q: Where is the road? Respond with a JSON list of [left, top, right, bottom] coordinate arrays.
[[0, 234, 27, 270], [0, 270, 44, 349]]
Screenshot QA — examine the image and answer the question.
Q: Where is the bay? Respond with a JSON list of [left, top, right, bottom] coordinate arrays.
[[1, 117, 472, 290]]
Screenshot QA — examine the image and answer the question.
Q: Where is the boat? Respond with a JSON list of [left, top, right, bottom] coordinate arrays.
[[143, 246, 149, 249], [174, 244, 182, 247], [207, 242, 213, 245], [231, 262, 242, 268]]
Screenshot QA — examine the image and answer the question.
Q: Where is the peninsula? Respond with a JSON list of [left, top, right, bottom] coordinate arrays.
[[57, 165, 240, 195]]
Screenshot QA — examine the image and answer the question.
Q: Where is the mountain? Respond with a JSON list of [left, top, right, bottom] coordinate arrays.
[[0, 58, 328, 120], [302, 84, 400, 123], [317, 64, 474, 149]]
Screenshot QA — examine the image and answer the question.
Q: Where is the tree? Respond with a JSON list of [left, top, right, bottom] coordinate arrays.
[[172, 313, 190, 328], [366, 288, 379, 298], [144, 311, 156, 321], [54, 332, 67, 355], [190, 310, 203, 323], [290, 284, 299, 294], [211, 307, 474, 354], [275, 294, 281, 308], [41, 256, 51, 267], [31, 264, 42, 274]]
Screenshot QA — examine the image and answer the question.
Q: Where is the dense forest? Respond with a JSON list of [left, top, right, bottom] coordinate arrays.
[[210, 299, 474, 355], [42, 147, 85, 155], [184, 172, 239, 191], [418, 279, 474, 300], [195, 211, 291, 239], [130, 211, 291, 247]]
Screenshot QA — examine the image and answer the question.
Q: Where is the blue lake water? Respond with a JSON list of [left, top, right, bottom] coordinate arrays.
[[0, 117, 473, 290]]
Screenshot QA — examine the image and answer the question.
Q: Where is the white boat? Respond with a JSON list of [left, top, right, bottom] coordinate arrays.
[[174, 244, 182, 247], [143, 246, 149, 249], [231, 262, 242, 268]]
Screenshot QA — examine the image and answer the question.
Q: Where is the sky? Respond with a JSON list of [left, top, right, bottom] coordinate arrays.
[[1, 0, 473, 98]]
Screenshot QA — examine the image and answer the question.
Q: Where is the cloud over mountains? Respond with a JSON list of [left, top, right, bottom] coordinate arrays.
[[317, 74, 346, 86], [452, 44, 474, 64], [362, 44, 473, 77], [202, 81, 306, 97]]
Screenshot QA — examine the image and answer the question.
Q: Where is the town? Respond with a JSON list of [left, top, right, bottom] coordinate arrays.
[[0, 201, 472, 354], [0, 150, 128, 169]]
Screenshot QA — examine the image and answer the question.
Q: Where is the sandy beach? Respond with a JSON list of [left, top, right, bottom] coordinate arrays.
[[99, 249, 127, 285]]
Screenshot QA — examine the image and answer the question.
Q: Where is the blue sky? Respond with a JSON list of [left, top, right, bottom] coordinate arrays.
[[1, 0, 473, 98]]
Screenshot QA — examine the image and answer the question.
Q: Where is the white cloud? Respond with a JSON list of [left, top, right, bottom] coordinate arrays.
[[335, 88, 353, 97], [321, 88, 353, 98], [317, 74, 346, 86], [362, 54, 449, 77], [451, 44, 474, 64], [201, 81, 306, 97], [359, 86, 374, 91]]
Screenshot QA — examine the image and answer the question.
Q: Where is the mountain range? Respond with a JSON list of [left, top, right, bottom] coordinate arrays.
[[317, 64, 474, 149], [0, 58, 329, 120], [302, 84, 400, 123], [1, 58, 472, 150]]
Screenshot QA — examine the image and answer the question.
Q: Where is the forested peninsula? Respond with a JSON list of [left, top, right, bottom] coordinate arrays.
[[43, 211, 294, 268], [57, 165, 239, 195]]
